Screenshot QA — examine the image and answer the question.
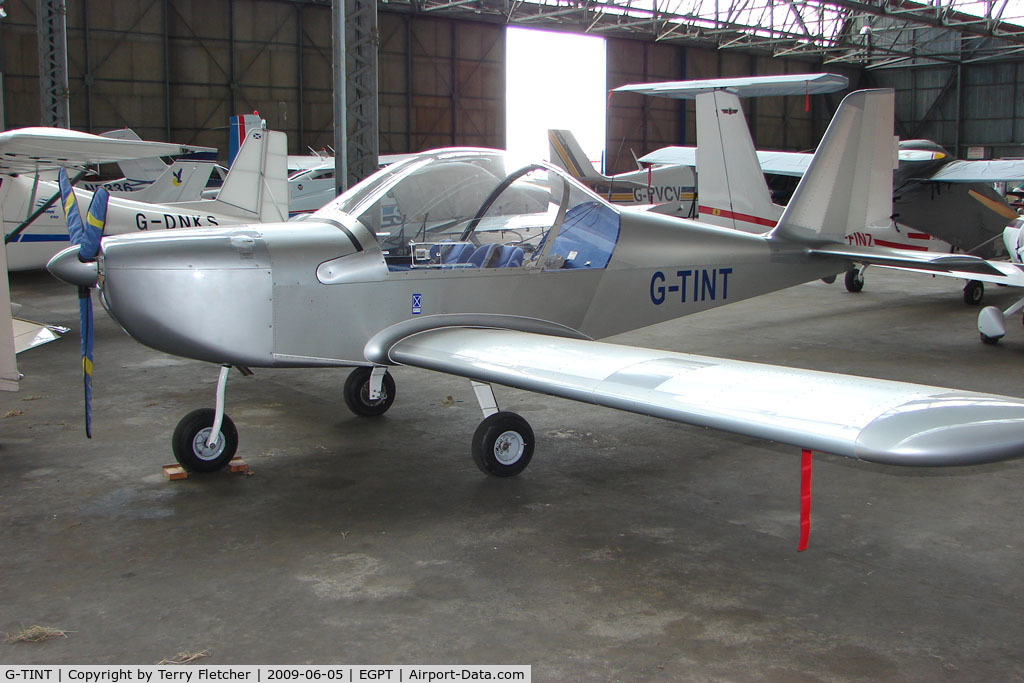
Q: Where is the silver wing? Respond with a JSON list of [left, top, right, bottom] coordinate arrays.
[[372, 327, 1024, 466]]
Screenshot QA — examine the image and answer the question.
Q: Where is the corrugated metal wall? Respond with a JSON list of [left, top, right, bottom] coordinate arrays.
[[0, 0, 506, 160], [2, 0, 832, 167], [869, 62, 1024, 160]]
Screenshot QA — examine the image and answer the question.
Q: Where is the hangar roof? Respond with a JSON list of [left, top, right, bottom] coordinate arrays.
[[372, 0, 1024, 68]]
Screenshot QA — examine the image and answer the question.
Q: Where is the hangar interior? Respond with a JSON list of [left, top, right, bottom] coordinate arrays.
[[4, 0, 1024, 173]]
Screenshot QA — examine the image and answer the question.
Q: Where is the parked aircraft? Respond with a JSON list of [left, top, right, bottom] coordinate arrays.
[[547, 129, 696, 217], [287, 153, 420, 218], [977, 218, 1024, 343], [624, 77, 1024, 300], [48, 86, 1024, 543], [4, 127, 287, 270], [82, 127, 218, 196]]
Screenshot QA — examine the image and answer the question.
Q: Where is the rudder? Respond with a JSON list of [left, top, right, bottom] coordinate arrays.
[[695, 90, 781, 233]]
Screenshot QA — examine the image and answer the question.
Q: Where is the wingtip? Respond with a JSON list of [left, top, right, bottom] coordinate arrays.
[[856, 392, 1024, 466]]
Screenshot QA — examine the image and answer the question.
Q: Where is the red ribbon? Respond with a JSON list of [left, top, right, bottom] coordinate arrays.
[[798, 449, 813, 551]]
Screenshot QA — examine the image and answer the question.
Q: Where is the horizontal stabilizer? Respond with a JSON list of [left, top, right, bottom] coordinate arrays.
[[811, 243, 1007, 277], [375, 327, 1024, 466]]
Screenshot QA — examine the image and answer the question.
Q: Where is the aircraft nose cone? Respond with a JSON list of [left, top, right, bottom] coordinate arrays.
[[47, 246, 98, 287]]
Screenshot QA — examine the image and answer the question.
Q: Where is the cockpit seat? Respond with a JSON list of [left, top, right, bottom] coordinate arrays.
[[441, 242, 475, 265], [492, 245, 524, 268], [467, 243, 498, 268]]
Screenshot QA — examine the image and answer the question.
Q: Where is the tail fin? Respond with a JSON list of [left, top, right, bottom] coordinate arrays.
[[208, 128, 289, 223], [100, 129, 170, 183], [229, 113, 265, 166], [130, 161, 216, 203], [694, 90, 781, 233], [770, 89, 896, 244], [548, 130, 603, 182]]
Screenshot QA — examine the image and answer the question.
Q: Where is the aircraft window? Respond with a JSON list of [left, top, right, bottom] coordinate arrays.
[[343, 151, 619, 272], [543, 200, 621, 270]]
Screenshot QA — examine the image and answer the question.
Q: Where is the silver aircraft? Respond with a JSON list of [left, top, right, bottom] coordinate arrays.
[[48, 90, 1024, 487]]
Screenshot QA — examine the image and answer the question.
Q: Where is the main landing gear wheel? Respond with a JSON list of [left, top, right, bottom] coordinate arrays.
[[963, 280, 984, 306], [471, 411, 534, 477], [344, 367, 396, 417], [172, 408, 239, 472], [844, 269, 865, 293]]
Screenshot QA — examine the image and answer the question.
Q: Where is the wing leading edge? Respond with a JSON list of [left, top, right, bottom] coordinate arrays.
[[377, 327, 1024, 467]]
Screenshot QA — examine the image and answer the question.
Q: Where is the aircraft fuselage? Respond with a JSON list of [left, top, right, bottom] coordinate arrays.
[[93, 208, 847, 369]]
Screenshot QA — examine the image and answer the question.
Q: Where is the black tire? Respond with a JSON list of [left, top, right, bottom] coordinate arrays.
[[844, 269, 864, 293], [820, 274, 837, 284], [343, 367, 396, 417], [981, 333, 1001, 345], [963, 280, 984, 306], [171, 408, 239, 472], [471, 411, 534, 477]]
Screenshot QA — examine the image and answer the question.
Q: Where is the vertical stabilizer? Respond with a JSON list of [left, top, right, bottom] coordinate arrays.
[[229, 113, 265, 167], [211, 129, 289, 223], [131, 161, 216, 203], [548, 130, 602, 182], [101, 129, 170, 183], [770, 89, 897, 244], [695, 90, 781, 233]]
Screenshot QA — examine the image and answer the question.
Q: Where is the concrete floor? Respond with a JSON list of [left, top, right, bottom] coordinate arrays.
[[2, 266, 1023, 679]]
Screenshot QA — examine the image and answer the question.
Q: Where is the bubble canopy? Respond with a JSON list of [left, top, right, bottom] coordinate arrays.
[[326, 149, 622, 272]]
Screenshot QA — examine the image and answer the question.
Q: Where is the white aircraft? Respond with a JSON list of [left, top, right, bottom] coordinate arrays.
[[547, 129, 696, 217], [46, 87, 1024, 552], [287, 153, 420, 219], [80, 127, 219, 196], [622, 76, 1024, 302], [3, 126, 287, 270], [976, 218, 1024, 343]]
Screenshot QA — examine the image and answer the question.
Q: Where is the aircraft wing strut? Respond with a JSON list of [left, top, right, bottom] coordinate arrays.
[[375, 327, 1024, 467]]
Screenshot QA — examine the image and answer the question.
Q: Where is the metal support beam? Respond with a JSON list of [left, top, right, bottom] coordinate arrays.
[[297, 5, 305, 153], [344, 0, 380, 186], [36, 0, 70, 128], [332, 0, 347, 194]]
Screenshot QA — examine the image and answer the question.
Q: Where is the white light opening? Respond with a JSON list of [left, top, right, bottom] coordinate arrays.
[[505, 27, 607, 169]]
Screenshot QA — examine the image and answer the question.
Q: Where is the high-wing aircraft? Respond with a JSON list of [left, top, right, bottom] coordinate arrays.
[[4, 127, 287, 270], [547, 129, 696, 217], [81, 127, 218, 196], [47, 87, 1024, 501]]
